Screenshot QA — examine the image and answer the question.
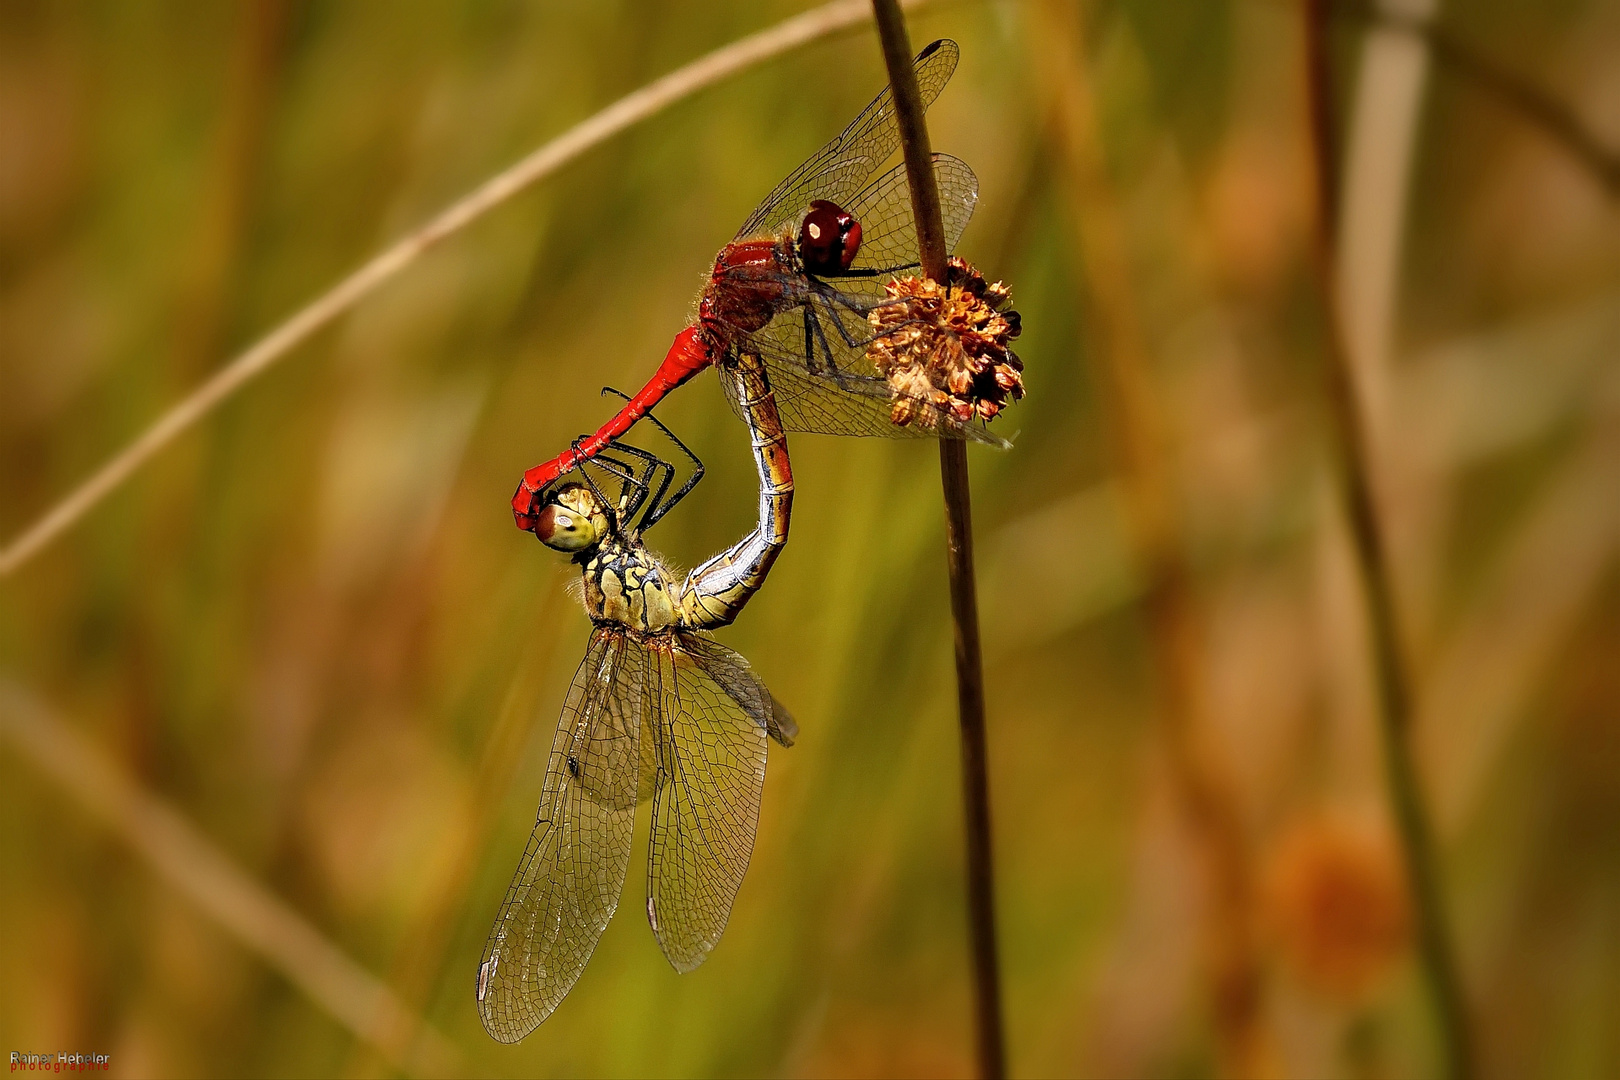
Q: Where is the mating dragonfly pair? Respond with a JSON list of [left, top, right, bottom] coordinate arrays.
[[479, 39, 1022, 1042]]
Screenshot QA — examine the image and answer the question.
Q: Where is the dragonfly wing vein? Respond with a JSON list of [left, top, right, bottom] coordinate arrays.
[[734, 39, 960, 241], [645, 634, 773, 973], [477, 629, 654, 1042]]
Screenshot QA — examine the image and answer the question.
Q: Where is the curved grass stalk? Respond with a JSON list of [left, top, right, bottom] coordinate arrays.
[[1302, 2, 1474, 1076], [0, 0, 929, 580], [0, 679, 458, 1077]]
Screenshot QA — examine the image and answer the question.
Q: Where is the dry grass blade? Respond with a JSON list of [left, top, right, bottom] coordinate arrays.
[[1027, 2, 1271, 1073], [1341, 0, 1620, 195], [0, 0, 928, 580], [0, 679, 459, 1076], [1303, 2, 1474, 1076]]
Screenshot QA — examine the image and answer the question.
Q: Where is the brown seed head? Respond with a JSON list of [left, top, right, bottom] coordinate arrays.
[[865, 256, 1024, 429]]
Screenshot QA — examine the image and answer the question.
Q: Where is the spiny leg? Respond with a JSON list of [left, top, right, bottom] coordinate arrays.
[[578, 442, 656, 527], [598, 388, 705, 529], [814, 280, 915, 341], [829, 261, 919, 279], [817, 293, 870, 349], [593, 446, 662, 526], [598, 442, 671, 532], [800, 283, 900, 390], [801, 307, 821, 376], [589, 391, 673, 515], [569, 438, 623, 532], [803, 304, 858, 391], [811, 281, 942, 380]]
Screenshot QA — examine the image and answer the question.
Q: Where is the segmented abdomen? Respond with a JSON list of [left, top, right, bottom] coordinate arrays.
[[679, 351, 793, 629]]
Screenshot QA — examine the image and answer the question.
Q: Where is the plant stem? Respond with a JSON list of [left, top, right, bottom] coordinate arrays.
[[1302, 4, 1474, 1077], [871, 4, 1006, 1077], [1340, 0, 1620, 195], [1029, 4, 1268, 1071]]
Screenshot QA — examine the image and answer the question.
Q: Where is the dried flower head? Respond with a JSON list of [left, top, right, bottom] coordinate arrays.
[[1265, 814, 1410, 1003], [866, 257, 1024, 428]]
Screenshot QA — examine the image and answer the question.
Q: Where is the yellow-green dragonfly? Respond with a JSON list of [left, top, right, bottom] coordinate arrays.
[[478, 353, 794, 1042]]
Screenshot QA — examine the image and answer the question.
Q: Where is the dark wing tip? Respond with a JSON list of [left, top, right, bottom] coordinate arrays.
[[767, 694, 798, 747]]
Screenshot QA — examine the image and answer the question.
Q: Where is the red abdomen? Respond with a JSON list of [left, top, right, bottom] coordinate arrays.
[[511, 325, 717, 531]]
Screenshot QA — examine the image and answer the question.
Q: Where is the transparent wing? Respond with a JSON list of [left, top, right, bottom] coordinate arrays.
[[643, 633, 787, 972], [734, 38, 959, 240], [692, 635, 798, 748], [724, 336, 1010, 447], [843, 154, 979, 279], [727, 155, 1002, 446], [476, 629, 656, 1042]]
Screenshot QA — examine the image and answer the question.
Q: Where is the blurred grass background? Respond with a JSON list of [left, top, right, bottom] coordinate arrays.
[[2, 1, 1617, 1076]]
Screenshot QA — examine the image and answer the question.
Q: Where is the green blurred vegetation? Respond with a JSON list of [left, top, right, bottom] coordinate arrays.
[[2, 1, 1617, 1077]]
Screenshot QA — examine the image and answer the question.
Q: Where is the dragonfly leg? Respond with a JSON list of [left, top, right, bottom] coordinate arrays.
[[801, 300, 870, 393], [799, 307, 856, 391], [594, 446, 661, 526], [807, 281, 909, 368], [576, 440, 658, 529], [819, 282, 918, 336], [817, 284, 937, 359], [597, 388, 705, 530], [599, 442, 670, 531], [800, 307, 822, 376], [829, 261, 919, 279], [570, 441, 621, 530], [806, 275, 880, 318], [819, 293, 873, 348]]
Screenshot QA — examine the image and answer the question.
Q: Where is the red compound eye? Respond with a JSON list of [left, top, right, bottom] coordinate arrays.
[[799, 200, 862, 275]]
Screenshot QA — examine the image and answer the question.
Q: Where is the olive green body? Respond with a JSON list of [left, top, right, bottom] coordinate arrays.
[[581, 541, 680, 631]]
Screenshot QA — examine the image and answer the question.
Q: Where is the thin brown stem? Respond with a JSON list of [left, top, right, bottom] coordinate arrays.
[[871, 4, 1006, 1077], [1302, 3, 1474, 1077], [1338, 0, 1620, 195], [1029, 3, 1270, 1073]]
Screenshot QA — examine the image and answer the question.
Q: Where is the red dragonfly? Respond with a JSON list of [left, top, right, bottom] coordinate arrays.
[[514, 38, 994, 533]]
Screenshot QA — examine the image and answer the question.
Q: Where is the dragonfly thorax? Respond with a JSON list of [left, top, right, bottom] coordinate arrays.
[[704, 236, 800, 336], [702, 200, 858, 341], [582, 539, 678, 632]]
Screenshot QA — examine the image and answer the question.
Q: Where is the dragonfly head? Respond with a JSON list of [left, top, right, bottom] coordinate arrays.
[[798, 200, 862, 276], [535, 484, 608, 553]]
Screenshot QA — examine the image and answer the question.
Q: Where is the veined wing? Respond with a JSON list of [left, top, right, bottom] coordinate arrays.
[[730, 154, 1003, 447], [476, 628, 656, 1042], [709, 157, 976, 330], [843, 154, 978, 278], [734, 39, 959, 241], [644, 633, 793, 972], [724, 334, 1010, 447]]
